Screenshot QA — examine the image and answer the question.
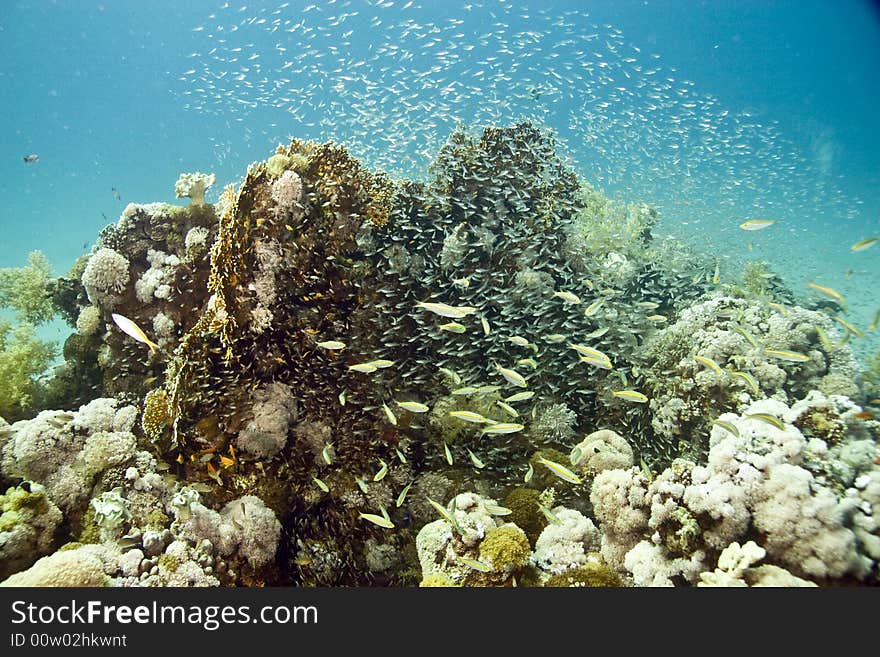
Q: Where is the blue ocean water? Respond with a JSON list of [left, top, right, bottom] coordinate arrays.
[[1, 0, 878, 351]]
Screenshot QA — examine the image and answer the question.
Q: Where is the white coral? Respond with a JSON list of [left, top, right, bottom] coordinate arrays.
[[271, 170, 303, 216], [81, 247, 129, 309], [532, 507, 601, 575], [174, 172, 216, 206]]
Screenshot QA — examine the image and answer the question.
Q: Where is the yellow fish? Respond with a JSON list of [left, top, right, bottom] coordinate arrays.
[[611, 390, 648, 403], [850, 237, 879, 252], [495, 364, 528, 388], [415, 301, 478, 318], [807, 282, 844, 304], [739, 219, 775, 231], [316, 340, 346, 350], [397, 400, 430, 413], [695, 355, 723, 376], [763, 348, 810, 363], [111, 313, 159, 353], [537, 457, 582, 485], [359, 512, 394, 529]]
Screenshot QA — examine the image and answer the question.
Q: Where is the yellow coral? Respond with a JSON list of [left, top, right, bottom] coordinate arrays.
[[141, 388, 172, 442]]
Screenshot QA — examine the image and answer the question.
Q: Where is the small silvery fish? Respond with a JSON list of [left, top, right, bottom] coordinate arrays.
[[317, 340, 346, 350], [111, 313, 159, 353], [537, 457, 582, 484], [397, 400, 429, 413]]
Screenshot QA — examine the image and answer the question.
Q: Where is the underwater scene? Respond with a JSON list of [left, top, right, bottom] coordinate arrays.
[[1, 0, 879, 588]]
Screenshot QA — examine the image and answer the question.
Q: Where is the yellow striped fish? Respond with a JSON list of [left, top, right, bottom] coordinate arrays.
[[611, 390, 648, 403], [537, 457, 582, 485], [763, 348, 810, 363], [695, 355, 723, 376]]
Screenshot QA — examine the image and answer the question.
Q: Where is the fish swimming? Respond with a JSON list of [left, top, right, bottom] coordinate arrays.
[[111, 313, 159, 353]]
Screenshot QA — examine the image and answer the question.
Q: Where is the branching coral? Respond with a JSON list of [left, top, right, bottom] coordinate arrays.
[[0, 250, 55, 324], [0, 320, 56, 420]]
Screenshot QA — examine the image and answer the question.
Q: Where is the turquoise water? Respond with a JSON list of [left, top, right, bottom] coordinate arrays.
[[2, 0, 878, 353]]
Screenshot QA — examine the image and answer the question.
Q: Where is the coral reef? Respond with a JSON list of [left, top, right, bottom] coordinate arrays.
[[1, 122, 876, 588]]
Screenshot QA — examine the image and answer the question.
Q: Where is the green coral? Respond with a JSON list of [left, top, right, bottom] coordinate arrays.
[[0, 250, 55, 325], [658, 506, 702, 557], [0, 484, 51, 526], [503, 487, 547, 544], [158, 553, 181, 574], [543, 558, 622, 587], [0, 320, 57, 419], [478, 525, 530, 573], [568, 182, 658, 262]]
